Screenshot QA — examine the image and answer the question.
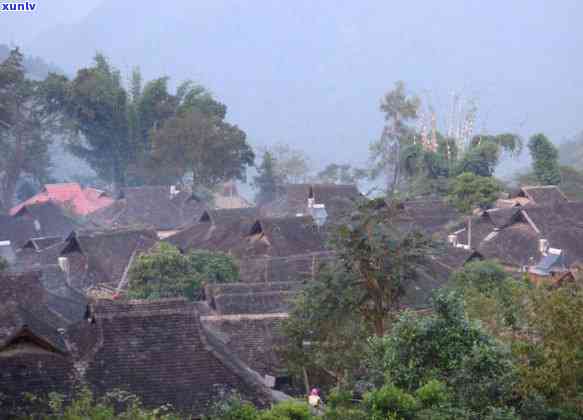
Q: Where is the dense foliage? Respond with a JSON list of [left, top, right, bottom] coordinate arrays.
[[330, 198, 436, 336], [46, 54, 253, 191], [528, 133, 561, 185], [447, 172, 502, 213], [254, 151, 281, 206], [0, 48, 61, 211], [127, 243, 238, 300]]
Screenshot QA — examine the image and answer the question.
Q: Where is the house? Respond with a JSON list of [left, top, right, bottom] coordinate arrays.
[[0, 214, 38, 248], [0, 294, 285, 418], [13, 201, 79, 239], [10, 183, 114, 216], [202, 313, 289, 385], [448, 199, 583, 277], [58, 228, 158, 291], [167, 214, 325, 259], [397, 199, 462, 237], [497, 185, 569, 208], [261, 183, 362, 223], [214, 181, 253, 209], [88, 186, 205, 236]]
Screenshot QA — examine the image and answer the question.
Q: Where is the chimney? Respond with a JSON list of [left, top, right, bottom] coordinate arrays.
[[34, 219, 41, 232], [170, 185, 180, 198], [539, 238, 549, 256], [307, 197, 315, 208], [58, 257, 70, 285]]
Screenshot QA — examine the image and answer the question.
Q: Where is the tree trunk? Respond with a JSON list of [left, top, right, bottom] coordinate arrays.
[[374, 317, 385, 338]]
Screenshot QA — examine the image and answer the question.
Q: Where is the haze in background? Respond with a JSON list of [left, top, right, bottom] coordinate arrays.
[[3, 0, 582, 175]]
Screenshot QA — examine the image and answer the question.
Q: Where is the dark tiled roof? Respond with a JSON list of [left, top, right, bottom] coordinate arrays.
[[199, 207, 259, 224], [13, 201, 78, 239], [248, 216, 326, 257], [22, 236, 63, 251], [166, 219, 253, 255], [262, 184, 361, 222], [213, 291, 296, 315], [0, 271, 69, 353], [202, 314, 288, 377], [518, 185, 568, 206], [0, 214, 37, 248], [61, 228, 158, 289], [84, 299, 276, 416], [89, 186, 205, 230], [398, 200, 462, 236]]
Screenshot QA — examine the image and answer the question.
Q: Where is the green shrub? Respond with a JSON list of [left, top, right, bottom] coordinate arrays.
[[363, 384, 418, 420], [258, 400, 312, 420], [415, 380, 449, 408], [128, 243, 238, 300]]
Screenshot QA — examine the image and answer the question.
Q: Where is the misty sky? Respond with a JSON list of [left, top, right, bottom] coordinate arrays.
[[1, 0, 582, 176]]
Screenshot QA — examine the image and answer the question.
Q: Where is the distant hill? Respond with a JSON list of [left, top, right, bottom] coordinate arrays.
[[0, 44, 64, 79]]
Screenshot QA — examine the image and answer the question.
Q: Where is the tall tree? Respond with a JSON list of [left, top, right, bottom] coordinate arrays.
[[456, 133, 522, 177], [447, 172, 502, 213], [331, 198, 435, 336], [262, 142, 312, 183], [528, 133, 561, 185], [253, 151, 280, 206], [0, 49, 59, 212], [370, 81, 420, 195], [149, 108, 254, 189], [62, 53, 131, 191]]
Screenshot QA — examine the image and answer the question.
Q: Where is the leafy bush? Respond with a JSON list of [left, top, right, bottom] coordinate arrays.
[[414, 380, 449, 408], [257, 400, 312, 420], [25, 388, 179, 420], [128, 243, 238, 300], [363, 384, 418, 420], [366, 291, 518, 415], [205, 393, 259, 420]]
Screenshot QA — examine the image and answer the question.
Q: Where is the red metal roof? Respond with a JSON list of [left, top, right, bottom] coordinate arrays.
[[10, 183, 114, 216]]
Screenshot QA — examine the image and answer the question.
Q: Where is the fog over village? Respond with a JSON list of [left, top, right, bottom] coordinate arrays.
[[1, 1, 583, 419]]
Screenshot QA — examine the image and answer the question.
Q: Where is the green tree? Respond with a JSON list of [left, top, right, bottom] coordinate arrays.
[[367, 291, 518, 415], [0, 48, 60, 212], [370, 81, 420, 195], [514, 285, 583, 413], [331, 199, 435, 337], [447, 172, 502, 213], [254, 152, 281, 206], [60, 53, 131, 191], [455, 134, 522, 178], [282, 264, 369, 388], [528, 133, 561, 185], [128, 243, 238, 300], [149, 108, 254, 189]]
